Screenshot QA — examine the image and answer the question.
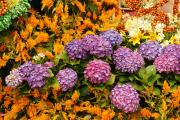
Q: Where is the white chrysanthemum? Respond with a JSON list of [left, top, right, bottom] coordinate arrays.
[[155, 23, 166, 33], [161, 40, 170, 47], [143, 0, 156, 8]]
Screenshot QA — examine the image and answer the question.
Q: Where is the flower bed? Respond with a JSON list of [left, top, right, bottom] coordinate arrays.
[[0, 0, 180, 119]]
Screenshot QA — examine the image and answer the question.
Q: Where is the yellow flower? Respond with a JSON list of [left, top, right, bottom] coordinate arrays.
[[129, 31, 144, 45], [163, 80, 170, 93], [62, 112, 68, 120], [140, 108, 151, 118], [162, 99, 167, 112]]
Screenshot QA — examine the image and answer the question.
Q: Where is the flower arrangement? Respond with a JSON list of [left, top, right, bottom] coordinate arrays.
[[0, 0, 180, 119]]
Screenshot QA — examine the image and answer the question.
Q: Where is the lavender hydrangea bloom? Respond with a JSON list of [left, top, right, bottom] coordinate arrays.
[[162, 44, 180, 58], [5, 69, 23, 87], [84, 60, 111, 84], [18, 62, 50, 88], [138, 41, 162, 60], [82, 34, 113, 57], [113, 47, 144, 73], [56, 68, 77, 92], [154, 54, 180, 74], [110, 83, 140, 113], [65, 39, 87, 60], [99, 29, 122, 46]]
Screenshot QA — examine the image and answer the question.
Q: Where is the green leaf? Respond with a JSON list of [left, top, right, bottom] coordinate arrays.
[[138, 68, 146, 78], [54, 51, 69, 65], [131, 82, 144, 91], [153, 87, 161, 95], [106, 74, 116, 85], [79, 85, 89, 97], [175, 74, 180, 82], [147, 74, 161, 86], [119, 76, 128, 83], [69, 60, 81, 65], [168, 80, 176, 86], [145, 65, 156, 76], [129, 75, 135, 81]]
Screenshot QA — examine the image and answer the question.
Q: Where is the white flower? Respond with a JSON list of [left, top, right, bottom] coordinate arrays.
[[155, 23, 166, 33], [33, 53, 45, 61], [129, 28, 141, 37], [161, 40, 170, 47], [143, 0, 155, 9], [157, 32, 165, 41]]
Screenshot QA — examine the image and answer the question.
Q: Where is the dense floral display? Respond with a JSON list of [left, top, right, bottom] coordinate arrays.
[[0, 0, 180, 119]]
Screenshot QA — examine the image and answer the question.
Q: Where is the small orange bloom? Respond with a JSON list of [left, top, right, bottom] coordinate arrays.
[[27, 104, 37, 118], [41, 0, 54, 9], [163, 80, 170, 93], [55, 103, 62, 111], [151, 113, 160, 119], [20, 30, 29, 39], [45, 51, 54, 59], [32, 89, 40, 98], [71, 90, 79, 102], [140, 108, 151, 118]]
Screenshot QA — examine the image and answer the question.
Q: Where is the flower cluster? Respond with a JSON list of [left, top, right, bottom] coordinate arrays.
[[138, 41, 162, 61], [110, 83, 140, 113], [99, 29, 122, 46], [65, 39, 87, 60], [5, 69, 23, 87], [82, 34, 113, 58], [56, 68, 78, 92], [154, 44, 180, 74], [113, 47, 144, 73], [84, 60, 111, 84], [18, 62, 50, 88]]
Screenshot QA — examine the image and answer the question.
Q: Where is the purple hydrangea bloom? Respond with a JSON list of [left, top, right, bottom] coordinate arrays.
[[99, 29, 122, 46], [5, 69, 23, 87], [138, 41, 162, 60], [84, 60, 111, 84], [82, 34, 113, 57], [56, 68, 77, 92], [154, 54, 180, 74], [18, 62, 50, 88], [65, 39, 88, 60], [162, 44, 180, 58], [109, 83, 140, 113], [113, 47, 144, 73]]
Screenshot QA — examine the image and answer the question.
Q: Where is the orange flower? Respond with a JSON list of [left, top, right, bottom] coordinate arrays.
[[32, 89, 40, 98], [71, 90, 79, 102], [104, 0, 118, 5], [74, 1, 86, 13], [28, 14, 39, 28], [56, 3, 63, 16], [171, 86, 180, 108], [0, 58, 7, 68], [26, 24, 33, 35], [140, 108, 151, 118], [27, 104, 37, 118], [33, 114, 50, 120], [35, 32, 49, 43], [151, 113, 160, 119], [20, 30, 29, 39], [45, 51, 54, 59], [118, 112, 123, 120], [39, 20, 45, 30], [101, 108, 115, 120], [41, 0, 54, 9], [55, 103, 62, 111], [41, 92, 48, 100], [27, 38, 37, 49], [163, 80, 170, 93], [68, 113, 76, 120], [4, 97, 11, 108], [65, 100, 73, 110]]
